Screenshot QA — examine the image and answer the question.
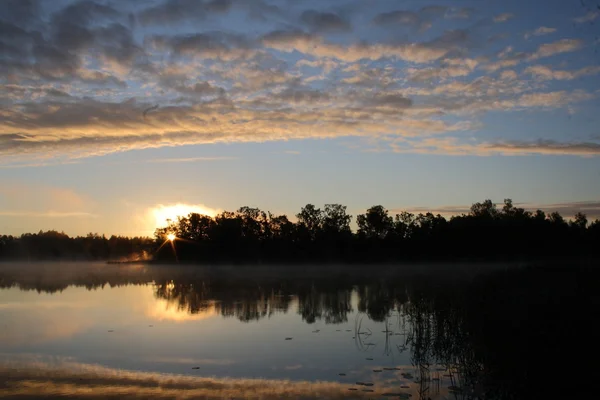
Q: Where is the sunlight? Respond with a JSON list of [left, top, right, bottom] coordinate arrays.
[[167, 233, 176, 242], [146, 299, 219, 322], [150, 203, 219, 229]]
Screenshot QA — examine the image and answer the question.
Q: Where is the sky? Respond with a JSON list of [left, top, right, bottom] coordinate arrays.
[[1, 0, 600, 237]]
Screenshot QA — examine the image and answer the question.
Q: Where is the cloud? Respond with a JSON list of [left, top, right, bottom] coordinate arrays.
[[143, 156, 236, 163], [387, 136, 600, 157], [573, 11, 599, 24], [517, 90, 595, 108], [138, 0, 233, 25], [524, 65, 600, 80], [171, 81, 226, 98], [528, 39, 583, 60], [300, 10, 351, 33], [363, 93, 412, 109], [481, 38, 584, 72], [493, 13, 514, 23], [147, 31, 256, 60], [0, 1, 141, 84], [445, 7, 473, 20], [1, 0, 599, 161], [407, 64, 473, 82], [0, 211, 97, 218], [0, 0, 41, 26], [525, 201, 600, 219], [0, 184, 95, 217], [395, 200, 600, 220], [372, 6, 449, 31], [524, 26, 556, 39], [261, 29, 468, 63], [373, 10, 420, 26], [500, 70, 518, 81], [483, 139, 600, 156]]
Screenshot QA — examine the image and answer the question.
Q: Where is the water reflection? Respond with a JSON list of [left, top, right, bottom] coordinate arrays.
[[0, 262, 596, 399]]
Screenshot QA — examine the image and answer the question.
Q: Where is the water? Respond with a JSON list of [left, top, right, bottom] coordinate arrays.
[[0, 262, 596, 399]]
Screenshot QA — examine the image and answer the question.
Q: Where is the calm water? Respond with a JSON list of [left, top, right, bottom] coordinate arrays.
[[0, 262, 595, 399]]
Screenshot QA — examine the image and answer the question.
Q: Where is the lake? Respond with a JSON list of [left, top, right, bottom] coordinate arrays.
[[0, 262, 596, 399]]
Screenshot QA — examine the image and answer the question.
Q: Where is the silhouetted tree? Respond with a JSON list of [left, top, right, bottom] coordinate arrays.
[[4, 198, 599, 263], [356, 205, 393, 239]]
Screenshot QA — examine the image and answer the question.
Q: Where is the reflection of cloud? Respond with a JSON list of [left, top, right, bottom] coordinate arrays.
[[0, 308, 92, 346], [0, 301, 88, 310], [0, 357, 397, 399], [139, 356, 235, 366]]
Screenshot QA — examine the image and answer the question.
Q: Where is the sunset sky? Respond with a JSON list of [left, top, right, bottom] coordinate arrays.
[[1, 0, 600, 237]]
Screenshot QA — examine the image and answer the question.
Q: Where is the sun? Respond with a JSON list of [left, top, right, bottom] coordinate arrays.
[[167, 233, 176, 242], [150, 203, 219, 230]]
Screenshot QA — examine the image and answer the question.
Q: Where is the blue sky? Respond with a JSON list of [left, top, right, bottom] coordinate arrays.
[[1, 0, 600, 236]]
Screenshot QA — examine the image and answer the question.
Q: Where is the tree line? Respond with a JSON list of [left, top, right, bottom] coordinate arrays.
[[1, 198, 597, 262], [154, 199, 600, 263], [0, 231, 153, 261]]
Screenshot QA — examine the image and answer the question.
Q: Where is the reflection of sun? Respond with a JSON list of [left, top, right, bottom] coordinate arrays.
[[146, 299, 219, 322], [167, 233, 176, 242]]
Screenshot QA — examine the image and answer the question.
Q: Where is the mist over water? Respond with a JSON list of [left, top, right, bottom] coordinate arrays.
[[0, 262, 597, 399]]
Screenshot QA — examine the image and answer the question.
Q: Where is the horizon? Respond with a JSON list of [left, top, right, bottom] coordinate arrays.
[[1, 198, 598, 238], [2, 0, 600, 237]]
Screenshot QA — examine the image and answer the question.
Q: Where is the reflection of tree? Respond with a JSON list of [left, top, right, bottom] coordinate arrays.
[[152, 278, 355, 324], [357, 282, 397, 322], [403, 265, 598, 399], [297, 286, 353, 324], [2, 263, 597, 398], [154, 280, 213, 315], [153, 279, 295, 323]]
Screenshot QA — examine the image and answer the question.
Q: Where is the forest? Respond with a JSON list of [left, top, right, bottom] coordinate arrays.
[[0, 232, 153, 261], [152, 199, 599, 263], [2, 199, 597, 262]]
